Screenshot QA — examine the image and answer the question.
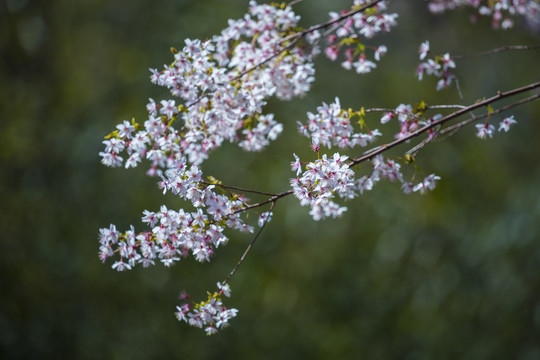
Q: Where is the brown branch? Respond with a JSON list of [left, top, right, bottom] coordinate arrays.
[[405, 94, 540, 156], [439, 93, 540, 136], [452, 44, 540, 60], [363, 104, 466, 114], [404, 93, 540, 157], [350, 80, 540, 166]]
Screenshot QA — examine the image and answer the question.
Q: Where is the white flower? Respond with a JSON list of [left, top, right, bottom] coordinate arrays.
[[374, 45, 387, 61], [354, 57, 377, 74], [112, 260, 132, 271], [258, 211, 273, 227], [217, 282, 232, 297], [441, 53, 455, 70], [412, 174, 441, 194], [159, 100, 178, 119], [498, 115, 517, 132], [116, 120, 135, 139], [475, 123, 496, 139]]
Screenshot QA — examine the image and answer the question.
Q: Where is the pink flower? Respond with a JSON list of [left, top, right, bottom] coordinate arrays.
[[325, 45, 339, 61]]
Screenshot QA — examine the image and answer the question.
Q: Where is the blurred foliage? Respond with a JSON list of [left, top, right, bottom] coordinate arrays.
[[1, 0, 540, 359]]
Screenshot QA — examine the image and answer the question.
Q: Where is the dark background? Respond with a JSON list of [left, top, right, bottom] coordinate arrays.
[[2, 0, 540, 358]]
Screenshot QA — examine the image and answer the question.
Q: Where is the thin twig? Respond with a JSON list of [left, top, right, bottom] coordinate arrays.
[[231, 189, 293, 215], [452, 44, 540, 60], [221, 201, 277, 286], [454, 78, 467, 105], [405, 125, 441, 156], [201, 181, 278, 197]]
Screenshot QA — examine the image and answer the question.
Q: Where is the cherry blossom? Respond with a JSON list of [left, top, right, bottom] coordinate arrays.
[[419, 40, 430, 60], [476, 122, 496, 139], [498, 115, 517, 132], [416, 41, 456, 91], [412, 174, 442, 194]]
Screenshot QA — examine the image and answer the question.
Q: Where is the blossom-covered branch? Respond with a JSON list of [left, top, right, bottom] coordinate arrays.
[[98, 0, 540, 334]]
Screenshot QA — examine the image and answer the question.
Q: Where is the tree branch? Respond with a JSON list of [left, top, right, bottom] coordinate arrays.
[[350, 80, 540, 166], [439, 93, 540, 136], [225, 82, 540, 218]]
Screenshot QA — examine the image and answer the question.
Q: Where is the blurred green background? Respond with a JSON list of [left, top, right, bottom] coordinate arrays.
[[2, 0, 540, 359]]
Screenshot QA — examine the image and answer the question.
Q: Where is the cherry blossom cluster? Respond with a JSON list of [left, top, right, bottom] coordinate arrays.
[[98, 158, 254, 271], [324, 0, 397, 73], [175, 283, 238, 335], [100, 1, 318, 171], [291, 151, 441, 220], [476, 115, 517, 139], [416, 41, 456, 91], [358, 155, 441, 196], [290, 153, 355, 220], [427, 0, 540, 29], [297, 97, 381, 149]]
